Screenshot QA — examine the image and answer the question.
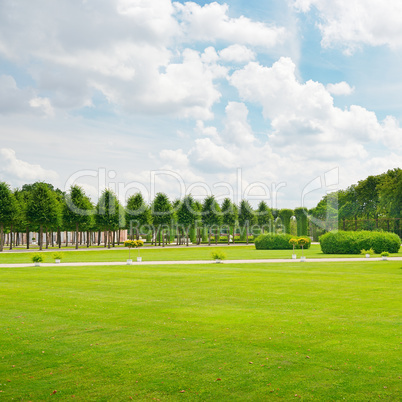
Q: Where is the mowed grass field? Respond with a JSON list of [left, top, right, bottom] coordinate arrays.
[[2, 243, 402, 264], [0, 261, 401, 400]]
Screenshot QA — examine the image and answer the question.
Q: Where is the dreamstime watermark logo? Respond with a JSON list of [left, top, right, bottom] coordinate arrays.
[[64, 167, 340, 231]]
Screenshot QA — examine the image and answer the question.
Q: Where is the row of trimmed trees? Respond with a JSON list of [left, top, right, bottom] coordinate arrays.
[[0, 182, 123, 251], [0, 181, 310, 251]]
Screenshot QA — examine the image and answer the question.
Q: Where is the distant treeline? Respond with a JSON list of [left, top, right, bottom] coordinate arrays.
[[0, 167, 400, 250], [0, 181, 307, 251], [309, 167, 402, 237]]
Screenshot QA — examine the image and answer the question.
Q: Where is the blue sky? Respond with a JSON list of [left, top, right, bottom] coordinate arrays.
[[0, 0, 401, 208]]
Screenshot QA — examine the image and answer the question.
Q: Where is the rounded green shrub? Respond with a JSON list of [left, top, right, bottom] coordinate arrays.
[[32, 253, 45, 263], [255, 234, 311, 250], [320, 231, 401, 254], [211, 251, 227, 260]]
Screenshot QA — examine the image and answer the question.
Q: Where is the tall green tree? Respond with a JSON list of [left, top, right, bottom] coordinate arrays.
[[151, 193, 173, 247], [53, 189, 66, 248], [294, 207, 308, 236], [193, 200, 204, 244], [378, 168, 402, 234], [221, 198, 238, 245], [125, 193, 152, 239], [177, 195, 198, 246], [202, 196, 222, 246], [0, 182, 20, 252], [63, 185, 94, 249], [8, 189, 25, 250], [14, 188, 38, 249], [95, 189, 125, 248], [335, 187, 356, 230], [355, 175, 382, 219], [256, 201, 273, 233], [238, 200, 256, 245], [278, 209, 294, 234], [13, 189, 29, 248], [26, 182, 61, 250]]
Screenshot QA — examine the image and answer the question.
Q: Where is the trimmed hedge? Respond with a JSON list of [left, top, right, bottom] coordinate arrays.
[[255, 234, 311, 250], [320, 230, 401, 254]]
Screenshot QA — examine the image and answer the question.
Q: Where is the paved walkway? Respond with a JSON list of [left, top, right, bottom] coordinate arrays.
[[1, 256, 401, 268], [0, 242, 322, 253]]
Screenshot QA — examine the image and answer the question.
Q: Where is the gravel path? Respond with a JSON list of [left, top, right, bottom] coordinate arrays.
[[1, 256, 401, 268]]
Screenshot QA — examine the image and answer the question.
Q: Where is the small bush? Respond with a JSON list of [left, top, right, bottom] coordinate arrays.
[[255, 234, 311, 250], [124, 239, 144, 248], [320, 231, 401, 254], [381, 251, 390, 257], [211, 251, 227, 260], [360, 248, 374, 256], [53, 252, 64, 260], [32, 253, 45, 263], [298, 237, 310, 248]]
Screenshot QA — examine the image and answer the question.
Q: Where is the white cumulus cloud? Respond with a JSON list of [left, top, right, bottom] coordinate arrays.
[[222, 102, 255, 145], [326, 81, 354, 96], [293, 0, 402, 53], [0, 148, 59, 185], [219, 44, 256, 63], [229, 57, 401, 160], [174, 1, 285, 48]]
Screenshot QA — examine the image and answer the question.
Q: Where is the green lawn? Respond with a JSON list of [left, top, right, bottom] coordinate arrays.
[[1, 243, 401, 264], [0, 261, 400, 400]]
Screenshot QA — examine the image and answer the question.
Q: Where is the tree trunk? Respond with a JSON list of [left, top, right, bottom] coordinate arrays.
[[45, 228, 49, 249], [186, 228, 189, 246], [228, 227, 230, 245], [215, 227, 218, 245], [75, 222, 79, 249], [39, 225, 43, 250], [26, 228, 30, 249], [246, 223, 249, 245], [108, 230, 111, 249], [208, 227, 211, 246], [87, 231, 90, 247], [9, 224, 13, 250], [112, 231, 115, 247], [233, 226, 236, 244], [0, 222, 3, 252]]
